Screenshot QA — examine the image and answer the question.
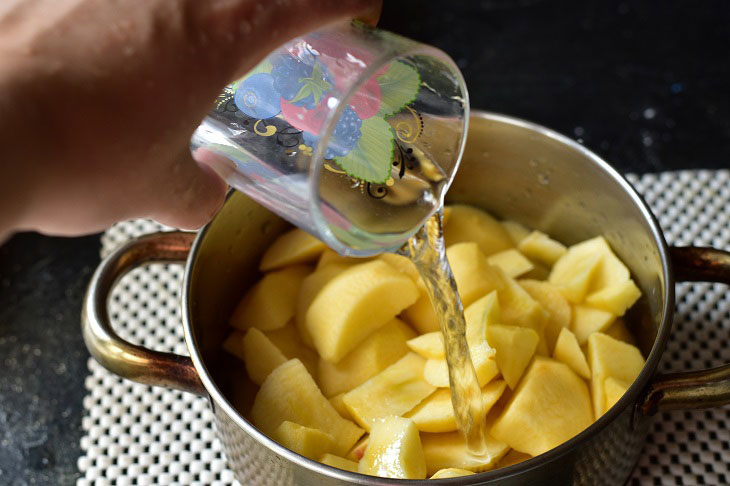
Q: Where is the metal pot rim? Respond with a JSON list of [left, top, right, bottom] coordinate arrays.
[[181, 110, 675, 483]]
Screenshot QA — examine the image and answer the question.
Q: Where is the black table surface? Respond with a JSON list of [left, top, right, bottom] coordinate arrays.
[[1, 1, 728, 484]]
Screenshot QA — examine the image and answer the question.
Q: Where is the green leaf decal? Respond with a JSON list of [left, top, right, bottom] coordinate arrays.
[[376, 61, 421, 117], [291, 61, 332, 105], [333, 117, 395, 184]]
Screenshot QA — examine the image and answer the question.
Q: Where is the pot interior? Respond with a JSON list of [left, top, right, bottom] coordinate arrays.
[[186, 111, 669, 432]]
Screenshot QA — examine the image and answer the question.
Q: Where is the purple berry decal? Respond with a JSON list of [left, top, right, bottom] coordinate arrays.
[[271, 55, 333, 110], [234, 73, 281, 119], [302, 105, 362, 159]]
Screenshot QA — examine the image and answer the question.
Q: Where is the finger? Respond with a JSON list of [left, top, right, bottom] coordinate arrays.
[[149, 148, 228, 230], [194, 0, 384, 79]]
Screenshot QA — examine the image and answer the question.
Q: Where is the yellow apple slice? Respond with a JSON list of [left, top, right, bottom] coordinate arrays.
[[496, 449, 532, 468], [446, 242, 502, 307], [550, 236, 631, 300], [402, 292, 440, 334], [423, 345, 498, 388], [296, 263, 351, 347], [518, 230, 567, 266], [221, 330, 247, 362], [230, 265, 311, 331], [406, 380, 506, 433], [430, 468, 475, 479], [604, 376, 631, 411], [329, 393, 353, 421], [259, 228, 326, 271], [265, 321, 318, 376], [343, 353, 435, 431], [486, 249, 534, 278], [251, 359, 364, 456], [239, 328, 287, 385], [487, 267, 549, 355], [588, 333, 644, 418], [359, 416, 426, 479], [552, 327, 591, 379], [306, 260, 419, 362], [407, 332, 444, 360], [316, 249, 364, 270], [518, 279, 571, 353], [320, 453, 359, 473], [486, 324, 539, 389], [603, 319, 636, 345], [421, 431, 509, 475], [501, 220, 531, 245], [443, 205, 514, 256], [490, 357, 593, 457], [378, 253, 422, 283], [585, 279, 641, 316], [347, 435, 369, 462], [272, 421, 335, 460], [571, 305, 615, 345], [318, 318, 415, 397]]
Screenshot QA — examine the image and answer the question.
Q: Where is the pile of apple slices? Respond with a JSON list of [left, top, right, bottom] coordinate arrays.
[[222, 205, 646, 479]]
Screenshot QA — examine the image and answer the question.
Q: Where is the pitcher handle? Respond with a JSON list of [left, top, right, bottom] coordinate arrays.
[[81, 231, 205, 396], [641, 246, 730, 414]]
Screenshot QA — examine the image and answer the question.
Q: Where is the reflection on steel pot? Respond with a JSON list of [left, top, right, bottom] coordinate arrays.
[[83, 111, 730, 485]]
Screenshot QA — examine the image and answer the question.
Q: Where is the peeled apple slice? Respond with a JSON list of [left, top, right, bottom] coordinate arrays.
[[552, 327, 591, 380], [501, 220, 531, 245], [230, 265, 311, 331], [239, 328, 288, 385], [604, 376, 631, 411], [486, 324, 539, 389], [549, 252, 601, 303], [272, 421, 335, 460], [251, 359, 364, 456], [517, 230, 567, 266], [317, 318, 415, 397], [421, 431, 509, 475], [296, 263, 351, 347], [430, 468, 475, 479], [359, 416, 426, 479], [518, 279, 571, 353], [306, 260, 419, 362], [320, 453, 359, 472], [571, 305, 615, 345], [446, 242, 503, 306], [343, 353, 435, 431], [405, 380, 506, 433], [490, 357, 593, 457], [585, 279, 641, 316], [486, 249, 534, 278], [588, 332, 644, 417], [443, 205, 514, 256], [259, 228, 326, 271], [265, 322, 318, 376], [423, 345, 498, 388], [406, 332, 444, 360]]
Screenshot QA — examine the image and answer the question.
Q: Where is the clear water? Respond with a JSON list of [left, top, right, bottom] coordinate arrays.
[[400, 212, 488, 456]]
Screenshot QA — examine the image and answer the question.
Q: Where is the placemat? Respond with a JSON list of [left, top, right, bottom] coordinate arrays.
[[77, 170, 730, 486]]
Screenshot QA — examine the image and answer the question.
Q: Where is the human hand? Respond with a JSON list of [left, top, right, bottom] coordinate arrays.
[[0, 0, 381, 240]]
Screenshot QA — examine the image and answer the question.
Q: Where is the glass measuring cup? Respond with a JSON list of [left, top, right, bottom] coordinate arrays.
[[191, 21, 469, 256]]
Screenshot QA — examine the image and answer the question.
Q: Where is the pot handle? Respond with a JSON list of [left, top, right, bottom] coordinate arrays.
[[81, 231, 206, 396], [641, 246, 730, 414]]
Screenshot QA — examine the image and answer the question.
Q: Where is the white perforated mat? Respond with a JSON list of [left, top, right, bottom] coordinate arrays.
[[78, 170, 730, 486]]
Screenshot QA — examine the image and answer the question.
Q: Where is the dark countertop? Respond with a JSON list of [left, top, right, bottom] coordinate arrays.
[[1, 1, 728, 484]]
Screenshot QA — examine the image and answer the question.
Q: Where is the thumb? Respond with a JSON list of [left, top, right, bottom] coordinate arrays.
[[149, 148, 228, 230]]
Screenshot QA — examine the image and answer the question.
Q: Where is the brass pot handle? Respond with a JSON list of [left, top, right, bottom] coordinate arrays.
[[81, 231, 205, 396], [642, 246, 730, 414]]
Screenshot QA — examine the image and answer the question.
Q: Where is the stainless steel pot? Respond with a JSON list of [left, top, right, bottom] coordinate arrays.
[[82, 111, 730, 485]]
